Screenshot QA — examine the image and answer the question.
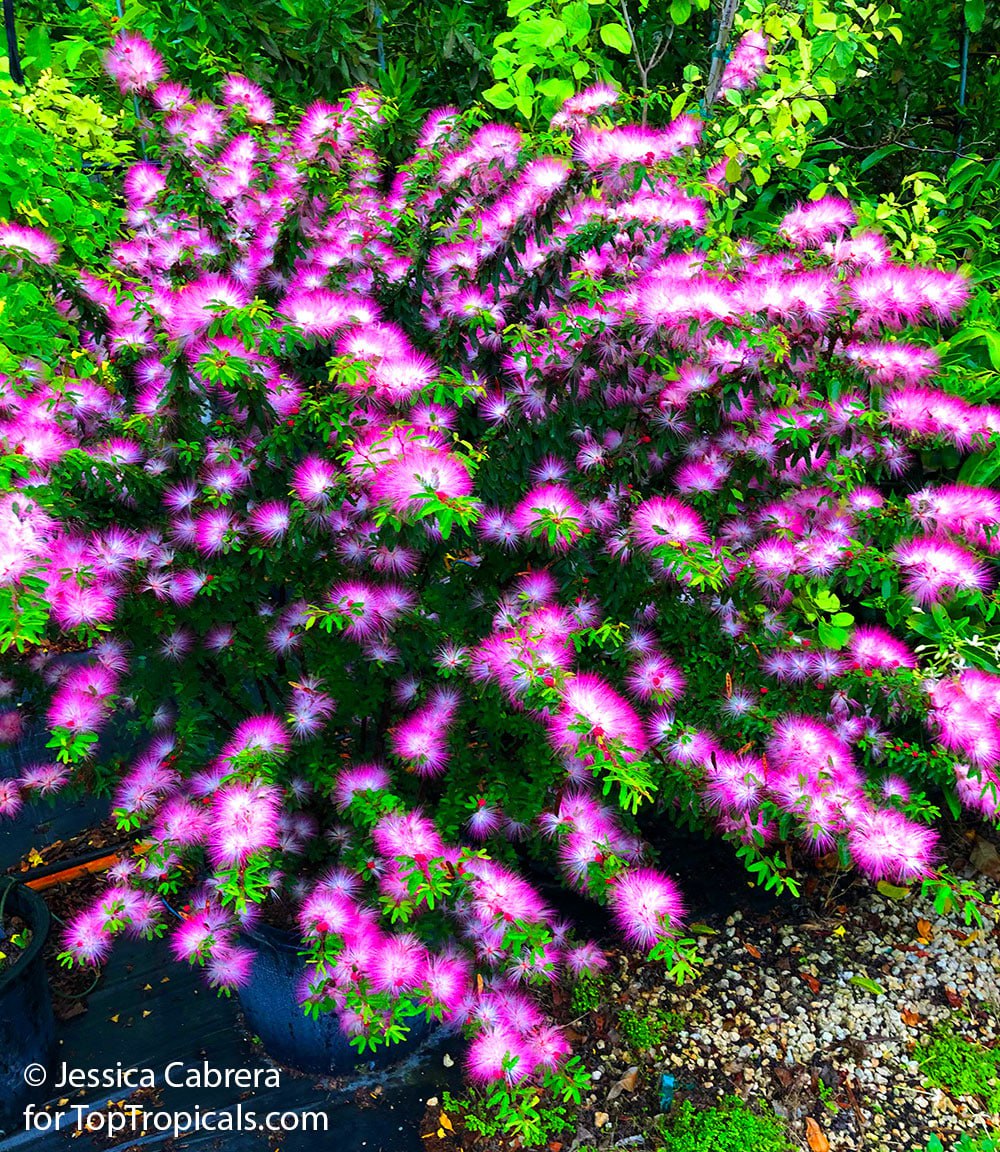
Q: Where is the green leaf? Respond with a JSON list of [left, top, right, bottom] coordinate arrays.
[[524, 15, 567, 47], [670, 0, 692, 23], [64, 39, 89, 70], [859, 143, 902, 172], [848, 975, 885, 996], [811, 0, 838, 29], [538, 76, 576, 102], [876, 880, 911, 900], [508, 0, 537, 13], [599, 21, 632, 52], [562, 0, 592, 39], [724, 156, 741, 183], [965, 0, 986, 32], [482, 83, 516, 109]]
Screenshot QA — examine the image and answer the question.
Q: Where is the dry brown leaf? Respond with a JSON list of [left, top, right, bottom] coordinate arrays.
[[438, 1112, 454, 1133], [916, 918, 933, 942], [802, 973, 821, 994], [805, 1116, 831, 1152], [745, 943, 762, 959], [901, 1008, 921, 1026]]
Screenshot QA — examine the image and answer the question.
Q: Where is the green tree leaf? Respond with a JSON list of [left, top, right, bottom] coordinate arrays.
[[599, 22, 632, 52]]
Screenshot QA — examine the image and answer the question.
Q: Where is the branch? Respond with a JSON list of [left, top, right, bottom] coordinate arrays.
[[703, 0, 740, 111]]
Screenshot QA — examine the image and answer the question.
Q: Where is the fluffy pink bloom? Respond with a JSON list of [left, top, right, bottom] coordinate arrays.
[[608, 867, 684, 948], [63, 909, 113, 965], [248, 500, 291, 543], [0, 778, 23, 817], [291, 456, 338, 506], [549, 673, 649, 761], [849, 626, 916, 672], [333, 763, 391, 810], [206, 943, 255, 990], [512, 484, 588, 551], [0, 223, 58, 266], [467, 1027, 528, 1084], [779, 197, 855, 246], [847, 808, 937, 882], [222, 714, 290, 760], [369, 445, 474, 518], [631, 496, 708, 551], [893, 535, 992, 605], [207, 783, 282, 865], [103, 33, 165, 94]]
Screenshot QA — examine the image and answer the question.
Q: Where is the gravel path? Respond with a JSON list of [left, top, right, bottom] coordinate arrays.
[[561, 834, 1000, 1151]]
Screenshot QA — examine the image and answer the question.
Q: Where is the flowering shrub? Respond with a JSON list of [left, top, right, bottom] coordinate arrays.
[[1, 31, 999, 1099]]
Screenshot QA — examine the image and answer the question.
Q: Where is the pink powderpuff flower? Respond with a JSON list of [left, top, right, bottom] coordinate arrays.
[[608, 867, 684, 948], [389, 702, 452, 776], [467, 1027, 528, 1084], [549, 673, 649, 761], [512, 484, 588, 551], [849, 626, 916, 672], [207, 782, 282, 866], [20, 762, 71, 796], [278, 288, 358, 339], [0, 708, 23, 743], [564, 942, 608, 977], [222, 74, 274, 123], [291, 456, 338, 506], [703, 751, 765, 814], [369, 932, 425, 995], [193, 508, 240, 555], [0, 223, 59, 266], [767, 715, 852, 776], [372, 809, 445, 862], [880, 775, 911, 804], [222, 714, 291, 760], [631, 495, 708, 551], [719, 29, 768, 94], [465, 858, 550, 926], [847, 808, 937, 882], [103, 32, 164, 95], [0, 778, 23, 817], [287, 682, 336, 740], [527, 1023, 571, 1073], [626, 653, 685, 703], [152, 796, 210, 847], [62, 909, 113, 965], [779, 197, 856, 247], [169, 906, 231, 963], [419, 953, 472, 1018], [893, 535, 992, 605], [205, 943, 255, 991], [466, 797, 504, 840], [953, 761, 1000, 818], [333, 763, 391, 811], [298, 888, 365, 939], [369, 445, 474, 519]]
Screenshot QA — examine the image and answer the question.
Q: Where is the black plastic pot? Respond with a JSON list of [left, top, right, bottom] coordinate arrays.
[[238, 921, 432, 1075], [0, 881, 55, 1133]]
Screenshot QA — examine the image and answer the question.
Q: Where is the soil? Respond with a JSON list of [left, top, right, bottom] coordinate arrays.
[[5, 820, 125, 1017], [0, 913, 33, 977]]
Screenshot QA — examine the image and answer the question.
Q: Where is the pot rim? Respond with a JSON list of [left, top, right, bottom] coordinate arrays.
[[0, 879, 51, 994]]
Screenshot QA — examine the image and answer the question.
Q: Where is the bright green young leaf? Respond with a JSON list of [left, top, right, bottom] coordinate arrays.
[[599, 22, 632, 52], [482, 83, 516, 109]]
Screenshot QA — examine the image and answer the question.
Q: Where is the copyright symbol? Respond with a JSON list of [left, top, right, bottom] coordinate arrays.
[[23, 1064, 46, 1086]]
